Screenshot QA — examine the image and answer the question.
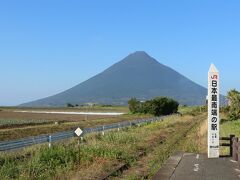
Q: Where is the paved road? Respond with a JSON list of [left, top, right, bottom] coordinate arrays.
[[153, 152, 240, 180]]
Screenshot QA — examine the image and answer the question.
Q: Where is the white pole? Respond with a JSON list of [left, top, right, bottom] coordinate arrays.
[[102, 126, 105, 135], [48, 135, 52, 148], [208, 63, 220, 158]]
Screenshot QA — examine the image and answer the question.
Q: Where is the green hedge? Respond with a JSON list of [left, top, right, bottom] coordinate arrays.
[[128, 97, 179, 116]]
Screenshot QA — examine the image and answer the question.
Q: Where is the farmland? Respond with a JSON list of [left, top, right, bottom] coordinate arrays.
[[0, 106, 152, 141], [0, 106, 207, 179]]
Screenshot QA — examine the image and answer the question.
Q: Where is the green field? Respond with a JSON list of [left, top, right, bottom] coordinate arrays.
[[0, 110, 206, 179]]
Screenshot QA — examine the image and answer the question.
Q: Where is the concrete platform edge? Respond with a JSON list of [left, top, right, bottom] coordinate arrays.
[[152, 151, 184, 180]]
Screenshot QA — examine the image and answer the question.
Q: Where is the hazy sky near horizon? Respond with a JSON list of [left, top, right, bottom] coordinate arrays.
[[1, 0, 240, 106]]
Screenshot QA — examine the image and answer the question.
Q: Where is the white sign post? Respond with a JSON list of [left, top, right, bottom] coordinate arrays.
[[75, 127, 83, 165], [208, 64, 220, 158], [75, 127, 83, 145]]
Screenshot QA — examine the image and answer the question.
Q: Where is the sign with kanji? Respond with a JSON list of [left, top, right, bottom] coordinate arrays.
[[208, 64, 220, 158]]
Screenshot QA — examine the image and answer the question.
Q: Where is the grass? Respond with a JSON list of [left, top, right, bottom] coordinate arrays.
[[177, 114, 208, 154], [0, 105, 203, 141], [0, 106, 149, 141], [175, 112, 240, 156], [0, 113, 206, 179], [220, 119, 240, 155], [0, 114, 151, 141], [0, 107, 240, 179], [0, 119, 57, 126], [0, 106, 209, 179], [178, 105, 207, 116], [175, 113, 240, 155], [220, 119, 240, 137], [144, 114, 206, 177]]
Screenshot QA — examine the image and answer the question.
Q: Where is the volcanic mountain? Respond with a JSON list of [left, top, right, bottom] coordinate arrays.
[[21, 51, 208, 107]]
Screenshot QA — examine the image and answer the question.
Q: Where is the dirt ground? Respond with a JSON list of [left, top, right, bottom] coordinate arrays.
[[0, 108, 151, 141], [0, 110, 117, 122]]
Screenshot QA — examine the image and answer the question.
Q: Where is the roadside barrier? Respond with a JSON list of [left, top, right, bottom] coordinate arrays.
[[0, 116, 168, 151]]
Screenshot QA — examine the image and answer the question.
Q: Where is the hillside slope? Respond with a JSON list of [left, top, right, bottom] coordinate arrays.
[[21, 51, 208, 106]]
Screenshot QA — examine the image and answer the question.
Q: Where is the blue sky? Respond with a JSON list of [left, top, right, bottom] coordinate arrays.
[[0, 0, 240, 106]]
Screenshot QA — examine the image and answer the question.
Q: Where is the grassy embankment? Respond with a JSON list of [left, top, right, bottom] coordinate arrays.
[[0, 107, 206, 180]]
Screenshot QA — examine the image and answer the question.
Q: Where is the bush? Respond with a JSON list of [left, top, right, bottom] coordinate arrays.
[[100, 104, 113, 107], [128, 97, 179, 116], [220, 106, 229, 114], [66, 103, 74, 108], [227, 89, 240, 120], [128, 98, 141, 113]]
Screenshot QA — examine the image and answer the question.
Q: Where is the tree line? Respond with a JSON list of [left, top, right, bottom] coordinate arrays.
[[128, 97, 179, 116]]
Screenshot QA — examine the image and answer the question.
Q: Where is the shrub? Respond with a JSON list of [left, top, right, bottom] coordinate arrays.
[[227, 89, 240, 120], [66, 103, 74, 108], [220, 106, 229, 114]]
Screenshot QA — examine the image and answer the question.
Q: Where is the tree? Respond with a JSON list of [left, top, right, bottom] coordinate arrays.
[[148, 97, 179, 116], [128, 98, 140, 113], [227, 89, 240, 120], [128, 97, 179, 116]]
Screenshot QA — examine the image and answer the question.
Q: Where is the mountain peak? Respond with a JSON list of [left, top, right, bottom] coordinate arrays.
[[128, 51, 150, 58], [121, 51, 158, 65], [132, 51, 148, 55]]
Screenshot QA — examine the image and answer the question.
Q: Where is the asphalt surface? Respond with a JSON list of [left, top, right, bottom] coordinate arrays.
[[153, 152, 240, 180]]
